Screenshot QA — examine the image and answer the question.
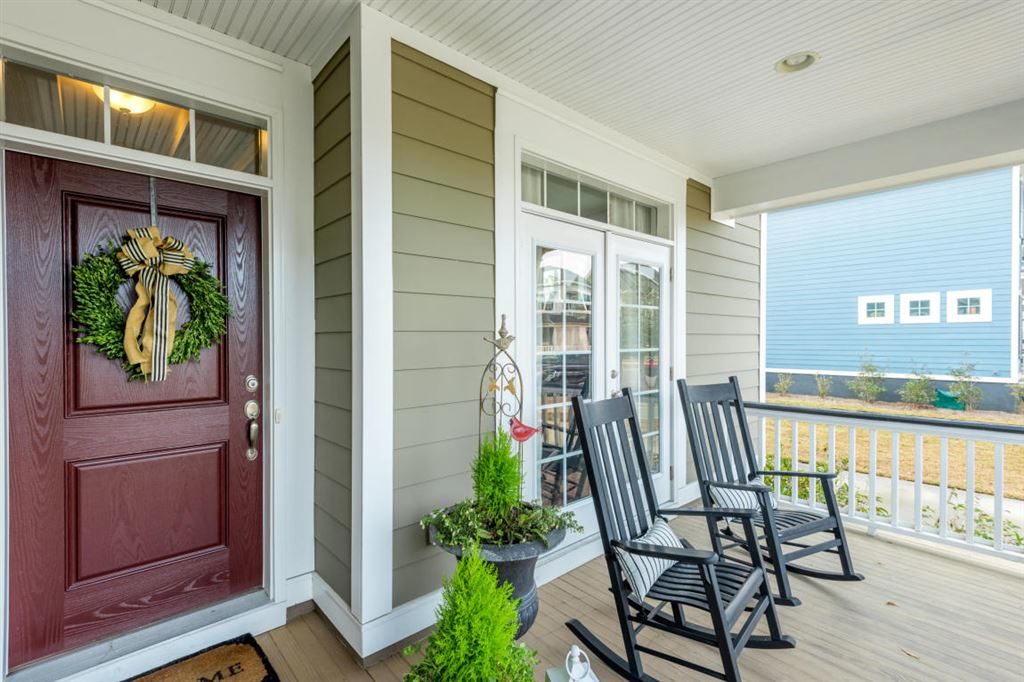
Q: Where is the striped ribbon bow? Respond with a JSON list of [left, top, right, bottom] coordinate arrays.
[[117, 227, 195, 381]]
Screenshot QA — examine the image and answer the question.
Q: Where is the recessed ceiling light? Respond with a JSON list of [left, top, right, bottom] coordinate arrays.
[[775, 51, 820, 74]]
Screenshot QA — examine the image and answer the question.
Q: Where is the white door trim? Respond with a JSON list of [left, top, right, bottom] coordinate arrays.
[[0, 129, 287, 682]]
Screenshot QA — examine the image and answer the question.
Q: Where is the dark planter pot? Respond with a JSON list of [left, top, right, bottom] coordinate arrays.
[[429, 520, 566, 639]]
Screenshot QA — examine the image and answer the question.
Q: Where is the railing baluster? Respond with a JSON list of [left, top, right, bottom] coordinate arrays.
[[890, 432, 900, 529], [808, 423, 817, 510], [938, 438, 949, 538], [994, 443, 1004, 551], [773, 418, 782, 500], [868, 429, 878, 523], [965, 441, 975, 544], [828, 424, 836, 473], [847, 427, 857, 517], [790, 419, 799, 504], [743, 404, 1023, 558], [914, 433, 923, 532]]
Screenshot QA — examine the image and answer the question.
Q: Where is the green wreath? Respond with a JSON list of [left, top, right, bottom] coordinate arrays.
[[72, 242, 231, 381]]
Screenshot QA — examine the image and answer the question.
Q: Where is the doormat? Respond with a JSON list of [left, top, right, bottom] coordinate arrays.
[[124, 633, 279, 682]]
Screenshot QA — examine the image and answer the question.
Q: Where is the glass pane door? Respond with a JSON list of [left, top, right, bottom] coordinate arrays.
[[537, 247, 594, 507], [607, 234, 672, 501], [619, 261, 663, 469], [517, 213, 605, 533]]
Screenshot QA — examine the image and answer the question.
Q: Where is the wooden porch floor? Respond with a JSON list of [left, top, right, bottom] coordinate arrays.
[[257, 515, 1024, 681]]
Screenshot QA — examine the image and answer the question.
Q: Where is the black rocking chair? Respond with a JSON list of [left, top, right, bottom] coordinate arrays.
[[567, 389, 794, 682], [677, 376, 864, 606]]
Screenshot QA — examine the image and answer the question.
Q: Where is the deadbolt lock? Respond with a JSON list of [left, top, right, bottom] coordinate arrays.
[[245, 375, 259, 393]]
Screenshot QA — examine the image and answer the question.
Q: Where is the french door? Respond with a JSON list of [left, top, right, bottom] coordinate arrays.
[[606, 233, 672, 502], [518, 212, 672, 538]]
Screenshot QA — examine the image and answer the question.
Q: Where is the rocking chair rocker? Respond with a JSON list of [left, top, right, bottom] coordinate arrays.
[[677, 376, 864, 606], [567, 389, 795, 682]]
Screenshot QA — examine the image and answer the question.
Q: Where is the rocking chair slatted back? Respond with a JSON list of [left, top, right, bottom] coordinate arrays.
[[571, 388, 658, 547], [679, 376, 760, 492]]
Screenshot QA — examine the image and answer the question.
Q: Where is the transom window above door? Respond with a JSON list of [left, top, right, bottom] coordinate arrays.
[[521, 153, 670, 239], [1, 58, 269, 175]]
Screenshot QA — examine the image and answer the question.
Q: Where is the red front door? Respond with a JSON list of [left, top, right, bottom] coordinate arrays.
[[5, 152, 264, 668]]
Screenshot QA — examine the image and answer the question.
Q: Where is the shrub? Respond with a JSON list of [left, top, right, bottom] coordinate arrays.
[[405, 545, 536, 682], [774, 373, 794, 396], [473, 430, 521, 518], [762, 453, 888, 517], [847, 359, 885, 403], [1010, 380, 1024, 414], [924, 492, 1024, 548], [423, 428, 582, 547], [949, 362, 982, 411], [898, 370, 935, 407], [814, 374, 833, 399]]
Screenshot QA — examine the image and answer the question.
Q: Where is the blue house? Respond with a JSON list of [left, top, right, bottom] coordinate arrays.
[[766, 166, 1021, 410]]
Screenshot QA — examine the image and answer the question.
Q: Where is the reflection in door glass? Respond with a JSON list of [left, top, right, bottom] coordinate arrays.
[[537, 247, 593, 507], [619, 262, 661, 471]]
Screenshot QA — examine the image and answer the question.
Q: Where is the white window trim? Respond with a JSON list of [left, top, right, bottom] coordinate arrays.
[[899, 292, 940, 324], [947, 288, 993, 323], [857, 294, 894, 325]]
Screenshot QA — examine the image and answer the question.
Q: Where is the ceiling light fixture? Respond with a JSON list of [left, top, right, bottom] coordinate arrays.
[[774, 51, 820, 74], [91, 85, 157, 115]]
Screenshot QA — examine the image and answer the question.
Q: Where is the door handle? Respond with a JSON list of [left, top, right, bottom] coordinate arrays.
[[247, 420, 259, 461], [244, 399, 260, 461]]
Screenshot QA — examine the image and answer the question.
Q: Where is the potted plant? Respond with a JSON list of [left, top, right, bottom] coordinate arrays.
[[421, 428, 581, 638], [404, 544, 537, 682]]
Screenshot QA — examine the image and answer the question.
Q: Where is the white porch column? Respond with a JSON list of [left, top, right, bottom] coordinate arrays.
[[349, 4, 394, 623]]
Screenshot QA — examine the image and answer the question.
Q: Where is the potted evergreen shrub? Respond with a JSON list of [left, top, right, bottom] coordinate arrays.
[[421, 428, 581, 638], [404, 545, 537, 682]]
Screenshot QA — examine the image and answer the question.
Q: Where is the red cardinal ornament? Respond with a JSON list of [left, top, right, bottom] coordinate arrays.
[[509, 416, 540, 442]]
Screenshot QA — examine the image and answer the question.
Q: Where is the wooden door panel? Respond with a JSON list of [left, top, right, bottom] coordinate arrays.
[[6, 152, 263, 668], [62, 549, 230, 649], [69, 195, 226, 412], [68, 444, 226, 584], [7, 154, 67, 665], [62, 405, 230, 458]]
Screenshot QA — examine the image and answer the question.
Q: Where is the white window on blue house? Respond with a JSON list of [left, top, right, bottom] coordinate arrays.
[[947, 289, 992, 323], [858, 295, 894, 324], [899, 292, 940, 323]]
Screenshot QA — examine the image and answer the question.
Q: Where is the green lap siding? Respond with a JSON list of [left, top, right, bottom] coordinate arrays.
[[391, 41, 496, 607], [686, 180, 763, 481], [313, 42, 352, 605]]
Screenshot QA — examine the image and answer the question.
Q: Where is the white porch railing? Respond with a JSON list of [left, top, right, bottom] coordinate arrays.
[[746, 402, 1024, 560]]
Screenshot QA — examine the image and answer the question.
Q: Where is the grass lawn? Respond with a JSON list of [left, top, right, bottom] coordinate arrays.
[[763, 394, 1024, 500]]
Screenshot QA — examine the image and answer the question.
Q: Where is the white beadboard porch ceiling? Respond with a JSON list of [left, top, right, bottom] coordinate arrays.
[[141, 0, 1024, 177]]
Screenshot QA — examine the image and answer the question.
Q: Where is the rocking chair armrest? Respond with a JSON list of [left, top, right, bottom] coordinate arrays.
[[610, 539, 718, 565], [706, 480, 771, 494], [659, 506, 758, 519], [756, 469, 838, 480]]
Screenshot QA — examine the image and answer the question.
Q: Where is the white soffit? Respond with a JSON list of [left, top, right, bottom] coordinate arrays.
[[142, 0, 1024, 178]]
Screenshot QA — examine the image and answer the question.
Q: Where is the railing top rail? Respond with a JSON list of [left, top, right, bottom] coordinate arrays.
[[746, 401, 1024, 437]]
